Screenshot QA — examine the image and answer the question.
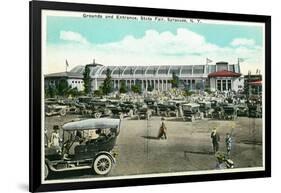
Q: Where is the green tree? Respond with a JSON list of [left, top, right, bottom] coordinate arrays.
[[46, 84, 57, 98], [170, 72, 179, 88], [56, 79, 71, 96], [93, 89, 103, 97], [147, 84, 153, 92], [101, 68, 113, 95], [119, 80, 127, 93], [183, 89, 193, 97], [69, 87, 79, 97], [83, 65, 91, 94], [131, 83, 141, 94]]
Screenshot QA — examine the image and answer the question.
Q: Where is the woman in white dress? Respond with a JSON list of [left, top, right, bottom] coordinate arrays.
[[50, 125, 60, 147]]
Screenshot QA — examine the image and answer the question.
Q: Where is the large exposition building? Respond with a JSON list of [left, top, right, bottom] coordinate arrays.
[[45, 61, 244, 92]]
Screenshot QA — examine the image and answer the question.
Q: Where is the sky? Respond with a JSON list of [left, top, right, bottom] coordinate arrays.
[[45, 14, 264, 75]]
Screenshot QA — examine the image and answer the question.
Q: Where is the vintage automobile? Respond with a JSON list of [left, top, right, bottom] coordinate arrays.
[[237, 104, 249, 117], [157, 101, 179, 117], [144, 98, 158, 114], [198, 101, 213, 118], [222, 104, 238, 120], [182, 103, 203, 122], [74, 96, 92, 114], [88, 99, 112, 118], [44, 118, 121, 179], [119, 101, 137, 116], [137, 105, 152, 120], [248, 103, 262, 118], [211, 106, 224, 119], [45, 98, 68, 116]]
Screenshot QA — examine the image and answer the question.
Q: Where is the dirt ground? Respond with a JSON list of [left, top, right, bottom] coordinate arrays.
[[45, 115, 263, 180]]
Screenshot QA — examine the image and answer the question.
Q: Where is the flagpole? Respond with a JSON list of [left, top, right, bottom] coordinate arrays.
[[65, 59, 69, 72]]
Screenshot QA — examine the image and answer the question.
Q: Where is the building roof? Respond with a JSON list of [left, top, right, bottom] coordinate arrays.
[[45, 63, 241, 79], [71, 64, 209, 77], [45, 71, 83, 79], [208, 70, 241, 78]]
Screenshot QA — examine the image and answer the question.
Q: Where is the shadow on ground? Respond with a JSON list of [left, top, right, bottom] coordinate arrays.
[[141, 135, 159, 140]]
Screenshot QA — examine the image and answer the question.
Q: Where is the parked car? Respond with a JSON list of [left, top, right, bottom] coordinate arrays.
[[144, 98, 158, 114], [248, 103, 262, 118], [182, 103, 203, 122], [237, 104, 249, 117], [44, 118, 121, 179], [45, 98, 68, 116], [198, 101, 213, 118], [137, 106, 152, 120], [222, 104, 238, 120], [157, 101, 178, 117], [211, 106, 224, 119], [45, 104, 68, 116]]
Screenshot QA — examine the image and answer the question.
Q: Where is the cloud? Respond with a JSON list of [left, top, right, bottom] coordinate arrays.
[[97, 28, 219, 56], [47, 28, 263, 75], [60, 31, 89, 44], [230, 38, 256, 47]]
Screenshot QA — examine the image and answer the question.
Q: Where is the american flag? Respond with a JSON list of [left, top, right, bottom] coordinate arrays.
[[206, 58, 213, 64]]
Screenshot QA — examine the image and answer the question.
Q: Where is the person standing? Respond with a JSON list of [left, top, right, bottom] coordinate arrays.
[[211, 128, 220, 153], [50, 125, 60, 148], [225, 133, 232, 156], [158, 117, 167, 140]]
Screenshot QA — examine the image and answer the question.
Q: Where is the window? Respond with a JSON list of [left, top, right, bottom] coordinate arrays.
[[146, 67, 157, 75], [216, 63, 228, 71], [227, 80, 232, 90], [208, 65, 216, 73], [193, 65, 204, 74], [135, 67, 146, 75], [229, 65, 235, 72], [217, 80, 221, 91], [158, 66, 169, 75], [222, 80, 227, 90], [181, 66, 192, 74]]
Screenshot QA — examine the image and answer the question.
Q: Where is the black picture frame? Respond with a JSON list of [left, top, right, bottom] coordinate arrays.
[[30, 0, 271, 192]]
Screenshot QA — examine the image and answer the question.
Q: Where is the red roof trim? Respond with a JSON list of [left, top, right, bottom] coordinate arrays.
[[208, 70, 241, 78], [249, 80, 262, 85]]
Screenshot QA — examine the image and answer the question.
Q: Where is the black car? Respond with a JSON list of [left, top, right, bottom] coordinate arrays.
[[45, 118, 121, 179]]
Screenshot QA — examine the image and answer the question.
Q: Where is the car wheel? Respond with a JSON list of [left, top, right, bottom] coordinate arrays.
[[94, 112, 101, 118], [60, 109, 66, 116], [45, 163, 49, 180], [93, 154, 112, 175]]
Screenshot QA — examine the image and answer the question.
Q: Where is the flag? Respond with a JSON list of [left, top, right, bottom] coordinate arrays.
[[65, 59, 69, 67], [65, 59, 69, 72], [206, 58, 213, 64]]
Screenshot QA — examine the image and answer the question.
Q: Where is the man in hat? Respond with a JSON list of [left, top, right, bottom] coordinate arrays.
[[211, 128, 220, 153], [158, 117, 167, 140]]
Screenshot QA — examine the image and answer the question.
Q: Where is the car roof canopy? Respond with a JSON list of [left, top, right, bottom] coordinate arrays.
[[182, 103, 200, 107], [62, 118, 121, 131]]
